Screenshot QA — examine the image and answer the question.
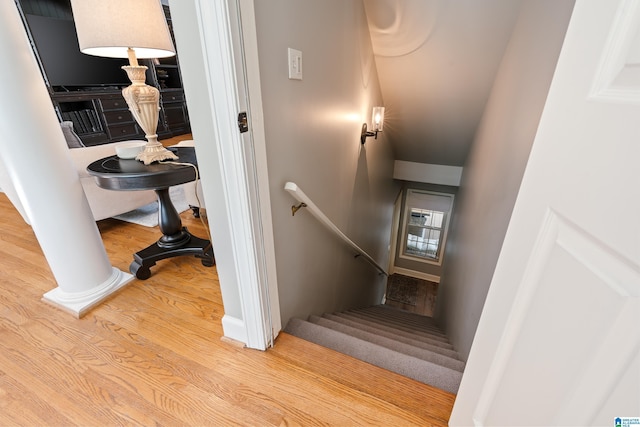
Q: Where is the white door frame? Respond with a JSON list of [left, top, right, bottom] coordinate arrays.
[[169, 0, 280, 350], [230, 0, 282, 344]]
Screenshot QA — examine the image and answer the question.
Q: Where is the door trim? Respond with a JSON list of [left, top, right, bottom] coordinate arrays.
[[171, 0, 280, 350]]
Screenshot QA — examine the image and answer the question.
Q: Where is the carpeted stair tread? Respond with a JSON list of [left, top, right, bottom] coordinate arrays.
[[357, 306, 447, 333], [335, 313, 455, 349], [335, 312, 452, 346], [363, 305, 440, 326], [322, 314, 460, 359], [345, 311, 449, 340], [284, 318, 462, 394], [310, 315, 465, 372], [362, 305, 443, 329], [353, 305, 446, 330], [346, 310, 449, 339]]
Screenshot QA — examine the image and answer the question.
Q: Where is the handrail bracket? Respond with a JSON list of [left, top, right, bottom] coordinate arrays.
[[291, 202, 307, 216]]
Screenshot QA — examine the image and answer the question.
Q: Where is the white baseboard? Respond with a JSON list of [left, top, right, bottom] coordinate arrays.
[[221, 314, 248, 345], [392, 267, 440, 283]]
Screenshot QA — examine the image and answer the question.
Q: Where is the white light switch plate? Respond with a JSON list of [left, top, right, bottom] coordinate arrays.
[[288, 48, 302, 80]]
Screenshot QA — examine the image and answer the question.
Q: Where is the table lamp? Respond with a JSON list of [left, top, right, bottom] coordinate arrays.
[[70, 0, 178, 165]]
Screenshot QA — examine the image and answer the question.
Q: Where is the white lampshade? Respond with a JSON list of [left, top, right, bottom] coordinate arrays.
[[70, 0, 175, 59]]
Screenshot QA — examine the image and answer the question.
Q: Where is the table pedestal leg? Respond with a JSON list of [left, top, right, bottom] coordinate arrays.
[[129, 188, 215, 280], [157, 188, 190, 248]]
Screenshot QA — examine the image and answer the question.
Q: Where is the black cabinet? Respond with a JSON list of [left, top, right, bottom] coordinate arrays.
[[159, 90, 190, 136], [100, 94, 142, 142], [50, 89, 190, 146], [18, 0, 190, 145]]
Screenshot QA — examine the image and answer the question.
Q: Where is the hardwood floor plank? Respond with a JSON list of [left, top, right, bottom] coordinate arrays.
[[0, 348, 122, 425], [216, 344, 447, 426], [0, 192, 454, 425], [271, 333, 455, 424], [73, 338, 269, 426], [83, 316, 289, 425], [78, 368, 185, 426], [0, 369, 75, 426]]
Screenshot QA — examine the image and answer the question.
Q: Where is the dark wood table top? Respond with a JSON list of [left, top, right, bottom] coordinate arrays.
[[87, 146, 198, 191]]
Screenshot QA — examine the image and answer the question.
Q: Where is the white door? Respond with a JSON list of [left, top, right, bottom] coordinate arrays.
[[451, 1, 640, 425]]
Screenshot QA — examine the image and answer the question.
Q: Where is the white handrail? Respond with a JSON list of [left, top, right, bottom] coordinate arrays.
[[284, 182, 388, 276]]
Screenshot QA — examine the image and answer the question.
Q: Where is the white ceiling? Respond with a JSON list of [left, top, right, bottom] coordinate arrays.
[[363, 0, 524, 166]]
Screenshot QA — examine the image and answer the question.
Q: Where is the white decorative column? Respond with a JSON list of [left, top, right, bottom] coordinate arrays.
[[0, 3, 133, 317]]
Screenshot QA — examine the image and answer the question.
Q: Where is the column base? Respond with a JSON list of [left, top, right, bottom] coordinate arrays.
[[42, 267, 134, 318]]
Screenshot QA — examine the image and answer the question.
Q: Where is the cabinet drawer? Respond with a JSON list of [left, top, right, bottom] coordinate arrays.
[[107, 123, 140, 139], [101, 97, 128, 111], [103, 110, 134, 125], [163, 105, 186, 125], [162, 92, 184, 104]]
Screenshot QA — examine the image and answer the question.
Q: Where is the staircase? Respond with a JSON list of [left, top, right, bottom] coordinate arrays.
[[284, 305, 464, 394]]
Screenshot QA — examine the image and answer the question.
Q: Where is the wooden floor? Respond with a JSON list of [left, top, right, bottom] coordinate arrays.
[[0, 191, 455, 426], [160, 133, 194, 146], [385, 274, 439, 317]]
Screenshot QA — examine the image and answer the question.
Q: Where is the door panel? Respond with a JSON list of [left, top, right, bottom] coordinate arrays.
[[451, 1, 640, 425], [477, 212, 639, 425]]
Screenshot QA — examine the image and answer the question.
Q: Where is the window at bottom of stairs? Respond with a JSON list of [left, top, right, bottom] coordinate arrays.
[[405, 208, 444, 259], [400, 190, 453, 265]]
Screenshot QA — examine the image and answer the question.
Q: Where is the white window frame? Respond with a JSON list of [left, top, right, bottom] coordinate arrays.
[[399, 190, 454, 266]]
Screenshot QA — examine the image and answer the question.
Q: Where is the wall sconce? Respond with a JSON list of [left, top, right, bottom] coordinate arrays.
[[361, 106, 385, 144]]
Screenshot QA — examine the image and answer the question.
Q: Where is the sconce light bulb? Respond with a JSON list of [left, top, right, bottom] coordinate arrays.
[[362, 106, 385, 144], [371, 106, 385, 133]]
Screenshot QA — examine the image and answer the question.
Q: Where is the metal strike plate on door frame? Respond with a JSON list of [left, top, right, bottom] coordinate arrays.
[[238, 111, 248, 133]]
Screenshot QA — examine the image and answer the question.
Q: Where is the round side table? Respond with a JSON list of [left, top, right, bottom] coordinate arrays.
[[87, 146, 215, 279]]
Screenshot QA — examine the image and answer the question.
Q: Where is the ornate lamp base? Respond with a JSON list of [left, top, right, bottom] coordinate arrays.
[[136, 135, 178, 165], [121, 63, 178, 165]]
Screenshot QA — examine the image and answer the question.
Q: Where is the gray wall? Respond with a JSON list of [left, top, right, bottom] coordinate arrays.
[[434, 0, 575, 361], [253, 0, 398, 327]]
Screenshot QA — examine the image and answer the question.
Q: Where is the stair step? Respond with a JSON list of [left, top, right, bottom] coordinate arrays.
[[334, 313, 455, 349], [363, 305, 441, 329], [358, 305, 446, 332], [366, 304, 438, 322], [323, 314, 460, 359], [346, 310, 449, 339], [310, 316, 465, 372], [284, 318, 462, 394], [338, 311, 450, 343]]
